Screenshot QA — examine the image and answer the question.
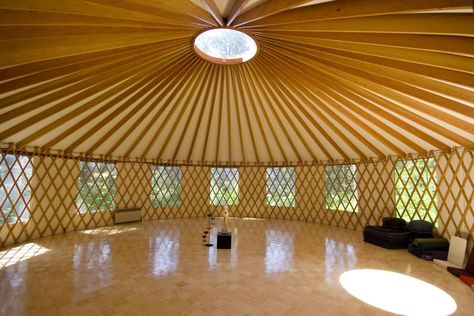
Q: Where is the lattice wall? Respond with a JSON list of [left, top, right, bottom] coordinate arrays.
[[1, 147, 472, 251]]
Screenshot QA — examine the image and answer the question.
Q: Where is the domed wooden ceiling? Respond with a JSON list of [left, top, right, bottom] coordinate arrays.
[[0, 0, 473, 164]]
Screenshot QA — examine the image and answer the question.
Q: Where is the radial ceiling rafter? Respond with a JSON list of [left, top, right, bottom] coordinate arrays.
[[0, 0, 472, 164]]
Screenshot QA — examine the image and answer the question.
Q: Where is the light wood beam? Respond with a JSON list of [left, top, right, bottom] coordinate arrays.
[[106, 57, 201, 157], [82, 52, 194, 155], [242, 0, 473, 27], [226, 0, 251, 25], [138, 56, 209, 160], [182, 64, 218, 162], [18, 51, 183, 150], [87, 0, 216, 27], [230, 66, 260, 162], [250, 31, 474, 56], [200, 0, 224, 26], [259, 38, 474, 124], [232, 0, 315, 27], [244, 14, 474, 37], [245, 60, 304, 161], [237, 67, 278, 162], [237, 65, 275, 162], [259, 51, 369, 160], [0, 40, 183, 110], [0, 47, 183, 142], [263, 49, 402, 157], [0, 42, 181, 123], [262, 43, 454, 153], [229, 66, 248, 162], [257, 33, 474, 87]]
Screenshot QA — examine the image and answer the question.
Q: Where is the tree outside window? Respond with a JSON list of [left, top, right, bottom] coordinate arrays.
[[76, 161, 116, 213], [394, 158, 438, 222], [325, 164, 359, 212], [210, 168, 239, 205], [266, 167, 296, 207], [0, 154, 33, 224], [151, 166, 182, 208]]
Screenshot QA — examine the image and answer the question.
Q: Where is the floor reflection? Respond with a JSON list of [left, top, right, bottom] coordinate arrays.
[[265, 229, 294, 274], [80, 226, 137, 236], [325, 238, 357, 282], [73, 239, 112, 294], [0, 243, 50, 268], [0, 218, 471, 316], [149, 230, 179, 276]]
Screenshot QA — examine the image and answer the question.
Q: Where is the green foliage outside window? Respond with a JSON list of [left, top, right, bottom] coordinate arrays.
[[266, 167, 296, 207], [210, 168, 239, 205], [0, 154, 32, 225], [151, 166, 182, 208], [325, 164, 358, 212], [76, 161, 116, 213], [394, 158, 438, 222]]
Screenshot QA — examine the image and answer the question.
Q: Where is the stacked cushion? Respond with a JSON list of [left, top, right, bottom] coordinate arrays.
[[407, 220, 434, 239], [382, 217, 407, 231], [408, 238, 449, 260], [364, 217, 410, 249], [363, 217, 434, 249]]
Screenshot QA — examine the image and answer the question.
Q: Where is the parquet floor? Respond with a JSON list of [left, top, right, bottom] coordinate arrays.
[[1, 218, 473, 315]]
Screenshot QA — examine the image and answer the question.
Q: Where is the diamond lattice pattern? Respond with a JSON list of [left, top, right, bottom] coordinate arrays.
[[266, 167, 296, 207], [210, 167, 239, 205], [0, 149, 472, 251], [394, 158, 438, 222], [324, 164, 359, 212], [76, 161, 117, 213], [0, 154, 33, 224], [151, 166, 182, 208]]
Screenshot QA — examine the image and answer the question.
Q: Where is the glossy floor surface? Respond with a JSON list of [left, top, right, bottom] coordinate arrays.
[[1, 218, 473, 316]]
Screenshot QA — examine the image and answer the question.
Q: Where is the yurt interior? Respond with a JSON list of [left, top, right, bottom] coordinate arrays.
[[0, 1, 473, 315]]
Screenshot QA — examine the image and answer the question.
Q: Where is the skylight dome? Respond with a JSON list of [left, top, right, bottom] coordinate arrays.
[[194, 28, 257, 64]]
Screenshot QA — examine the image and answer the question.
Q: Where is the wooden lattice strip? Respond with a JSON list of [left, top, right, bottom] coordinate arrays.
[[1, 147, 473, 249]]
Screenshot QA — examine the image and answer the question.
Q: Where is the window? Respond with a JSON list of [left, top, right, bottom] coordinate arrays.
[[0, 154, 33, 224], [76, 161, 117, 213], [325, 164, 359, 212], [266, 167, 296, 207], [394, 158, 438, 222], [210, 168, 239, 205], [151, 166, 182, 207], [194, 28, 257, 64]]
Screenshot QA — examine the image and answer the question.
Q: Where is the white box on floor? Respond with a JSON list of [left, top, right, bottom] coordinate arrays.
[[433, 236, 466, 269]]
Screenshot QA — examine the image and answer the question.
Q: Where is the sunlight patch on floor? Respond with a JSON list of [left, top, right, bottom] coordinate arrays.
[[339, 269, 457, 316], [0, 243, 50, 268]]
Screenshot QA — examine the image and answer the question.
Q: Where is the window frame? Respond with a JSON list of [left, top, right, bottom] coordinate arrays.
[[393, 157, 438, 222], [210, 167, 239, 206], [265, 167, 296, 208], [324, 163, 359, 212], [0, 153, 33, 225], [75, 160, 117, 213], [150, 165, 182, 208]]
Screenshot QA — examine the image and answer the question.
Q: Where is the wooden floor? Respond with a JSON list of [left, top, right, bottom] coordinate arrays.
[[0, 218, 473, 316]]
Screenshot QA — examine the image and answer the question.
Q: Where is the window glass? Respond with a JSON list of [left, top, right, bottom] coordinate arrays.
[[325, 164, 359, 212], [0, 154, 33, 224], [76, 161, 116, 212], [266, 167, 296, 207], [151, 166, 182, 207], [210, 168, 239, 205], [394, 158, 438, 222]]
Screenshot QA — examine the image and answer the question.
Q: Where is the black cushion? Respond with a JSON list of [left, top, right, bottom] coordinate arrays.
[[382, 217, 407, 231], [407, 220, 434, 238], [407, 220, 433, 233], [363, 225, 411, 249], [408, 238, 449, 259]]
